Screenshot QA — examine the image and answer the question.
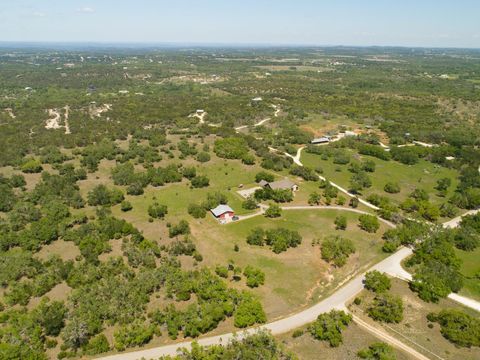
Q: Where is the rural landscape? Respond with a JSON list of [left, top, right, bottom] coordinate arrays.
[[1, 44, 479, 360], [1, 2, 480, 359]]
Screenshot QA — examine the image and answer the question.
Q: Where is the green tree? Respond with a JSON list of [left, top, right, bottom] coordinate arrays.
[[308, 310, 352, 347], [265, 204, 282, 218], [321, 235, 355, 267], [358, 214, 380, 233], [367, 294, 403, 323], [358, 342, 396, 360], [363, 271, 391, 293], [334, 215, 347, 230]]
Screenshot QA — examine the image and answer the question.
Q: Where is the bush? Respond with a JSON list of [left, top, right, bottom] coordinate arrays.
[[169, 220, 190, 238], [350, 197, 359, 208], [191, 175, 210, 188], [384, 182, 400, 194], [334, 215, 347, 230], [427, 309, 480, 348], [241, 153, 255, 165], [214, 137, 249, 159], [321, 235, 355, 267], [21, 158, 43, 173], [10, 174, 26, 188], [121, 201, 133, 212], [358, 342, 396, 360], [126, 182, 144, 195], [255, 171, 274, 183], [367, 294, 403, 323], [148, 203, 168, 219], [114, 321, 156, 351], [188, 203, 207, 218], [87, 185, 124, 206], [83, 334, 110, 355], [308, 192, 321, 206], [234, 294, 266, 328], [242, 197, 258, 210], [264, 204, 282, 218], [246, 227, 265, 246], [358, 214, 380, 233], [243, 266, 265, 288], [363, 271, 391, 293], [309, 310, 352, 347], [265, 228, 302, 253], [196, 151, 211, 163]]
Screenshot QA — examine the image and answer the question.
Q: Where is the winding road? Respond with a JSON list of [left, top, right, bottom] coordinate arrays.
[[97, 205, 479, 360], [97, 107, 480, 360]]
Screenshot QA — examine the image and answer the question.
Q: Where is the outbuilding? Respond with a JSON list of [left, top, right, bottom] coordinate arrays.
[[311, 137, 330, 144], [210, 204, 235, 219]]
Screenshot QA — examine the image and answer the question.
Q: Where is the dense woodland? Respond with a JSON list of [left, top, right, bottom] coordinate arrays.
[[0, 46, 479, 359]]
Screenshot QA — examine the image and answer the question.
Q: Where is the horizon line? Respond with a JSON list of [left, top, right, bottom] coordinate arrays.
[[0, 41, 479, 51]]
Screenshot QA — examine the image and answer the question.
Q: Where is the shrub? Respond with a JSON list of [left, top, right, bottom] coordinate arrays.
[[384, 182, 400, 194], [214, 137, 249, 159], [196, 151, 211, 163], [427, 309, 480, 348], [334, 215, 347, 230], [191, 175, 210, 188], [321, 235, 355, 267], [114, 321, 156, 351], [243, 266, 265, 288], [358, 342, 396, 360], [87, 185, 124, 206], [308, 192, 321, 205], [234, 294, 266, 328], [188, 203, 207, 218], [83, 334, 110, 355], [169, 220, 190, 238], [246, 227, 265, 246], [255, 171, 274, 183], [363, 271, 391, 293], [358, 214, 380, 233], [21, 158, 43, 173], [309, 310, 352, 347], [242, 197, 258, 210], [148, 203, 168, 219], [121, 201, 132, 212], [367, 294, 403, 323], [265, 204, 282, 218]]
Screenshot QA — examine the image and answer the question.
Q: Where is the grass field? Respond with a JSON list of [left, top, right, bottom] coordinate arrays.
[[192, 209, 389, 320], [456, 247, 480, 300], [349, 278, 480, 360], [73, 154, 390, 321], [301, 149, 459, 209], [278, 321, 414, 360]]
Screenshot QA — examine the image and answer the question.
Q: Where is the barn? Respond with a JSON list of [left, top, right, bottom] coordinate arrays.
[[210, 204, 235, 219]]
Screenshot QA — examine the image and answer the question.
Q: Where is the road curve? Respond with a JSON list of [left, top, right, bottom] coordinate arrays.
[[97, 247, 412, 360]]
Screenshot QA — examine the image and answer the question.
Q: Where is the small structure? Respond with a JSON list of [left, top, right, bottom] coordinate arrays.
[[196, 109, 205, 114], [311, 137, 330, 144], [252, 97, 263, 102], [261, 179, 298, 192], [211, 204, 235, 220], [344, 130, 357, 137]]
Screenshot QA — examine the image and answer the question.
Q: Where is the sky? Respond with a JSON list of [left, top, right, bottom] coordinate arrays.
[[1, 0, 480, 48]]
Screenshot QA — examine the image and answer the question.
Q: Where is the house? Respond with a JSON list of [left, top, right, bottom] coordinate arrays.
[[311, 137, 330, 144], [261, 179, 298, 192], [344, 130, 357, 137], [211, 204, 235, 219]]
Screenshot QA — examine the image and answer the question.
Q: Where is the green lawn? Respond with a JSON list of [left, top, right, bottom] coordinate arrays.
[[456, 247, 480, 300], [301, 149, 459, 208]]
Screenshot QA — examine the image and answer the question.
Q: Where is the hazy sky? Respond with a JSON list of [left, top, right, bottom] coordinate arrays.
[[1, 0, 479, 47]]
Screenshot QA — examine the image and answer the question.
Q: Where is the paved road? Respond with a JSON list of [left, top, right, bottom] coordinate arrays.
[[98, 247, 412, 360]]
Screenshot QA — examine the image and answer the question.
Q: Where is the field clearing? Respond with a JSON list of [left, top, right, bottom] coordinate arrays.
[[278, 321, 414, 360], [349, 278, 480, 360], [456, 247, 480, 300], [255, 65, 333, 72], [301, 150, 459, 209], [300, 113, 360, 137], [192, 209, 389, 320]]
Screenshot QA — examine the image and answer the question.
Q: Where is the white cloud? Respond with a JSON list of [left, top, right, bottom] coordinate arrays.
[[76, 7, 95, 14], [33, 11, 46, 17]]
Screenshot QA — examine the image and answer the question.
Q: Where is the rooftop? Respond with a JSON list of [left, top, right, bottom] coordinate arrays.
[[211, 204, 234, 217]]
